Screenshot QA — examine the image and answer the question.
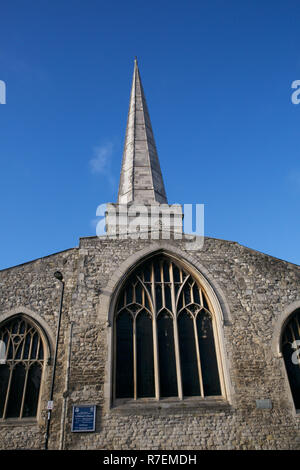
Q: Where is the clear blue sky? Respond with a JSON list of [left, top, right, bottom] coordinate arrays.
[[0, 0, 299, 270]]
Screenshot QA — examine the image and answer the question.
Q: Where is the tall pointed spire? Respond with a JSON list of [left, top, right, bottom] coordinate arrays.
[[117, 58, 168, 205], [106, 59, 183, 237]]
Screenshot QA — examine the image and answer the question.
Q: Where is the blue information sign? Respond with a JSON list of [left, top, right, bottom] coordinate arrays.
[[71, 405, 96, 432]]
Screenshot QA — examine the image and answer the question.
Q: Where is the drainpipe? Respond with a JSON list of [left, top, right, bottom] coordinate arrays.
[[44, 271, 64, 450], [59, 321, 73, 450]]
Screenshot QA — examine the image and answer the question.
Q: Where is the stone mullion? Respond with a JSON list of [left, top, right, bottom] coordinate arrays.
[[142, 286, 145, 308], [151, 262, 160, 400], [2, 331, 13, 418], [19, 365, 29, 418], [36, 336, 42, 360], [161, 261, 166, 309], [190, 282, 194, 304], [27, 331, 34, 361], [170, 261, 183, 400], [133, 315, 137, 400], [296, 316, 300, 339], [193, 314, 205, 398], [19, 331, 26, 360], [199, 288, 203, 307], [2, 364, 13, 419], [132, 283, 136, 304]]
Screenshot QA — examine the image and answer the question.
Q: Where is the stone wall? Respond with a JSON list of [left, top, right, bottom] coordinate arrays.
[[0, 248, 78, 449], [0, 236, 299, 449]]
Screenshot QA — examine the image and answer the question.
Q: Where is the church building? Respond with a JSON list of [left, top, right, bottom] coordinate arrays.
[[0, 59, 299, 450]]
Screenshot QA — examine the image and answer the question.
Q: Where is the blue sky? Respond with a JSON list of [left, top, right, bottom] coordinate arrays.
[[0, 0, 299, 269]]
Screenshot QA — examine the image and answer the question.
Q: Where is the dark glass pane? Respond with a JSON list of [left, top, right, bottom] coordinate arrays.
[[157, 312, 178, 397], [286, 326, 293, 344], [155, 285, 162, 311], [291, 320, 299, 341], [23, 333, 31, 359], [15, 340, 24, 360], [7, 339, 13, 360], [0, 365, 10, 418], [193, 284, 201, 305], [173, 264, 180, 283], [126, 285, 133, 304], [283, 342, 300, 409], [154, 262, 161, 282], [12, 321, 19, 334], [143, 264, 151, 282], [136, 311, 155, 398], [135, 283, 143, 305], [30, 333, 38, 359], [184, 285, 192, 305], [19, 321, 26, 334], [177, 293, 183, 311], [178, 312, 200, 396], [164, 285, 172, 311], [6, 363, 26, 418], [163, 261, 170, 282], [115, 311, 134, 398], [23, 363, 42, 417], [282, 311, 300, 409], [174, 283, 180, 297], [196, 312, 221, 396]]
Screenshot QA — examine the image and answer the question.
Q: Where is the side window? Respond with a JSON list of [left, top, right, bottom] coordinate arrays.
[[281, 309, 300, 410], [0, 316, 45, 419]]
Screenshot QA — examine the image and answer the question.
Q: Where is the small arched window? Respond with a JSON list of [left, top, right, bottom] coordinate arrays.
[[281, 309, 300, 410], [0, 316, 45, 419], [114, 255, 222, 401]]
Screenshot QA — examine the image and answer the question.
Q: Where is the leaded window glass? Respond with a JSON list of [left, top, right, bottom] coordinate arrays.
[[115, 255, 222, 400], [0, 316, 44, 419], [282, 309, 300, 409]]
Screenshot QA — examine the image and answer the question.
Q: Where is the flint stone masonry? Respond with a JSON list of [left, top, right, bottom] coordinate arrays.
[[0, 235, 299, 450]]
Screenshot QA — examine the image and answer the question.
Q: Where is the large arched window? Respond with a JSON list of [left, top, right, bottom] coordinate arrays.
[[281, 309, 300, 410], [114, 255, 222, 401], [0, 316, 45, 419]]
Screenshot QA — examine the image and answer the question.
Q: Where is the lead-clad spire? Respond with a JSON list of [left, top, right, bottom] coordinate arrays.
[[117, 58, 168, 205]]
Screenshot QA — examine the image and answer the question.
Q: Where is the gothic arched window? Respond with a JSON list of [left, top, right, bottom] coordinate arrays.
[[114, 255, 222, 401], [0, 316, 45, 419], [281, 309, 300, 410]]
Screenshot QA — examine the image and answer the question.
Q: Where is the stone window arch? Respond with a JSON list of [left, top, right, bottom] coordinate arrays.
[[0, 315, 46, 419], [281, 308, 300, 410], [113, 254, 223, 401]]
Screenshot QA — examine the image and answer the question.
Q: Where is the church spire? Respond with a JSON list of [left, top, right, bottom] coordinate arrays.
[[117, 58, 168, 205]]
